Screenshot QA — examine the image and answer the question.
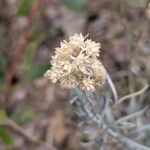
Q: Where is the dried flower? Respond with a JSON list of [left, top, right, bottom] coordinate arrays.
[[44, 33, 106, 91]]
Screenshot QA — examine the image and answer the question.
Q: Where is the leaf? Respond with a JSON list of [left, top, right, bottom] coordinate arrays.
[[22, 34, 44, 68], [0, 110, 14, 145], [0, 52, 6, 74], [24, 63, 51, 81], [0, 127, 14, 145], [0, 109, 9, 125], [61, 0, 87, 12], [0, 39, 6, 91], [0, 53, 5, 91], [0, 76, 4, 91], [17, 0, 35, 16], [12, 106, 37, 125]]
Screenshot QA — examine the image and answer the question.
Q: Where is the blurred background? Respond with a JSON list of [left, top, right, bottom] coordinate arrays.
[[0, 0, 149, 149]]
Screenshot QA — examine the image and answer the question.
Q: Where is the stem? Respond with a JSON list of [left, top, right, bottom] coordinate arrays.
[[71, 89, 150, 150], [106, 73, 118, 102]]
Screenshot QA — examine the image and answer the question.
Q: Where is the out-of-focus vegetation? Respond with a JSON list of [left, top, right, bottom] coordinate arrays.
[[0, 0, 149, 149]]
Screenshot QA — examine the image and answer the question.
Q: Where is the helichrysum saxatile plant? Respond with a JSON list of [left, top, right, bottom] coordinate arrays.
[[44, 33, 150, 150], [44, 33, 106, 91]]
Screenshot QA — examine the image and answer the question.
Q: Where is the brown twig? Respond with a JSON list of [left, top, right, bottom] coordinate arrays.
[[3, 0, 41, 111], [5, 120, 37, 143], [3, 119, 57, 149]]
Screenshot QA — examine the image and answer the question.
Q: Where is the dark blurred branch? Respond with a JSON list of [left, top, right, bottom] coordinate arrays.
[[3, 119, 57, 149], [5, 120, 37, 143], [3, 0, 41, 112]]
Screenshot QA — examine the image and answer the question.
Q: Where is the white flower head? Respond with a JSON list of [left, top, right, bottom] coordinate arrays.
[[44, 33, 106, 91]]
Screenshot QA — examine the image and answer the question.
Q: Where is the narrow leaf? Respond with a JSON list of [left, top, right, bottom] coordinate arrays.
[[25, 63, 51, 81], [61, 0, 87, 12], [0, 127, 14, 145], [17, 0, 35, 16]]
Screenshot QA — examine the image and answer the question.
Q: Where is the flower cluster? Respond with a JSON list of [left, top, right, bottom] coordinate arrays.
[[44, 33, 106, 91]]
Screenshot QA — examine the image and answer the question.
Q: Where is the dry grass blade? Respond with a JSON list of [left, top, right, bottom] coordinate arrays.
[[114, 85, 149, 108]]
